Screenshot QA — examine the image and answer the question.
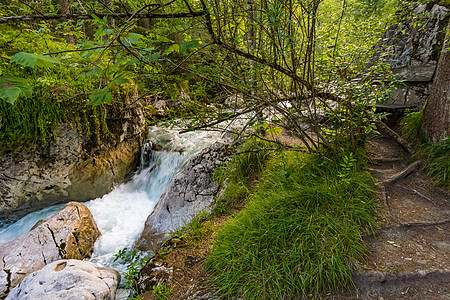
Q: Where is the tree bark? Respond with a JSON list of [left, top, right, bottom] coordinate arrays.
[[60, 0, 75, 43], [422, 22, 450, 142]]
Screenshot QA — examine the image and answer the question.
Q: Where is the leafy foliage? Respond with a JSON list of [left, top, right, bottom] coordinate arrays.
[[114, 248, 151, 290], [0, 76, 32, 104], [10, 52, 60, 68]]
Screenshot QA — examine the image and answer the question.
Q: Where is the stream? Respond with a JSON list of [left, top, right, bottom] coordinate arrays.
[[0, 127, 223, 275]]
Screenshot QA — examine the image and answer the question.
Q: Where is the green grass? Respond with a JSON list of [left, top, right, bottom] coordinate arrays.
[[399, 109, 423, 143], [400, 111, 450, 189], [212, 138, 271, 216], [421, 138, 450, 189], [206, 151, 377, 299]]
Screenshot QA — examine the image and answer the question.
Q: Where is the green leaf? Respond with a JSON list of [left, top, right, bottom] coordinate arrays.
[[81, 66, 102, 76], [156, 36, 170, 43], [10, 52, 60, 68], [87, 87, 112, 106], [113, 77, 128, 84], [181, 40, 200, 55], [0, 76, 33, 104], [0, 87, 21, 104], [148, 52, 161, 61], [164, 44, 180, 56]]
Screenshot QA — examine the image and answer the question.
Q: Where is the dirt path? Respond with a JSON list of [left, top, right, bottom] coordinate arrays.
[[351, 131, 450, 299]]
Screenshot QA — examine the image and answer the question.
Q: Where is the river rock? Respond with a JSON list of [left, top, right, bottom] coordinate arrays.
[[0, 202, 101, 298], [135, 140, 231, 251], [361, 4, 449, 107], [0, 95, 146, 221], [5, 259, 119, 300]]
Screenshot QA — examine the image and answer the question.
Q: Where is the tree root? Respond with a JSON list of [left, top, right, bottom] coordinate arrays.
[[384, 160, 422, 185]]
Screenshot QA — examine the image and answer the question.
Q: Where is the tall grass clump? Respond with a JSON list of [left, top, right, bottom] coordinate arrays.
[[400, 111, 449, 188], [212, 138, 272, 215], [207, 151, 377, 299], [421, 138, 450, 189], [399, 109, 423, 143]]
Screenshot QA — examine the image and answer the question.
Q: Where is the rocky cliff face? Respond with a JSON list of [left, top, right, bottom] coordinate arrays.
[[0, 96, 146, 221], [365, 4, 449, 107]]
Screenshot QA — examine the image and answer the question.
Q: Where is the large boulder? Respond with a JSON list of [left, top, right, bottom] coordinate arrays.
[[5, 260, 120, 300], [363, 4, 449, 107], [135, 140, 231, 251], [0, 95, 146, 220], [0, 202, 101, 298]]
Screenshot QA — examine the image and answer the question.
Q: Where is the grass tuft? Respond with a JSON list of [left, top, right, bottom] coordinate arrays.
[[207, 152, 377, 299], [421, 138, 450, 189]]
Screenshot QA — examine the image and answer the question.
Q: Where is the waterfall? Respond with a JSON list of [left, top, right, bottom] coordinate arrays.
[[0, 127, 224, 274], [85, 150, 182, 272]]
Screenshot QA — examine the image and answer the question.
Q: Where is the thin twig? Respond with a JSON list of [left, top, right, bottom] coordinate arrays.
[[44, 44, 121, 55]]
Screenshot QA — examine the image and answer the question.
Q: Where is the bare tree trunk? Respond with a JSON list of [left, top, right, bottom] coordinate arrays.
[[422, 23, 450, 142], [246, 0, 255, 97], [60, 0, 75, 43], [143, 18, 150, 29]]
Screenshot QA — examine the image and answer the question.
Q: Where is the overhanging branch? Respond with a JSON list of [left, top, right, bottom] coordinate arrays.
[[0, 11, 206, 24]]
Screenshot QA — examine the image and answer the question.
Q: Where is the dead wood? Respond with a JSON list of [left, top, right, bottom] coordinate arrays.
[[375, 121, 415, 154]]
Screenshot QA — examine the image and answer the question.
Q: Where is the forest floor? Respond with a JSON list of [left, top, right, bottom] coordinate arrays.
[[140, 130, 450, 300]]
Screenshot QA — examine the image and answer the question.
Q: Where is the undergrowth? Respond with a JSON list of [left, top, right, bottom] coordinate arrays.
[[400, 111, 450, 189], [207, 151, 377, 299], [212, 138, 271, 216]]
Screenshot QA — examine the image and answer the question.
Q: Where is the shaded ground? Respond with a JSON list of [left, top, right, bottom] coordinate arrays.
[[352, 132, 450, 299], [139, 130, 449, 299]]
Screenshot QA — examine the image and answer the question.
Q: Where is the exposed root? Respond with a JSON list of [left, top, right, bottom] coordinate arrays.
[[384, 160, 422, 185]]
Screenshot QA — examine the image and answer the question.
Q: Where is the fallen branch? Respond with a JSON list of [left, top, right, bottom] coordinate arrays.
[[375, 120, 415, 154]]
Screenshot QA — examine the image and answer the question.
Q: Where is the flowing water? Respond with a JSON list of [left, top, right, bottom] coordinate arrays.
[[0, 127, 223, 275]]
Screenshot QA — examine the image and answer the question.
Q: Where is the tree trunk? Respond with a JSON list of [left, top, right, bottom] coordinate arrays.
[[60, 0, 75, 44], [422, 23, 450, 142]]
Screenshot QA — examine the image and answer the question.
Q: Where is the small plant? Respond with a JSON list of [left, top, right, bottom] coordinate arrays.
[[400, 109, 423, 143], [152, 283, 173, 300], [169, 210, 211, 247], [212, 138, 271, 216], [400, 110, 449, 188], [421, 137, 450, 189], [114, 248, 151, 290]]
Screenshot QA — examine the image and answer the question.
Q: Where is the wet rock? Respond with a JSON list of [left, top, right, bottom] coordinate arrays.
[[0, 202, 101, 298], [0, 97, 146, 220], [135, 140, 231, 251], [5, 259, 119, 300]]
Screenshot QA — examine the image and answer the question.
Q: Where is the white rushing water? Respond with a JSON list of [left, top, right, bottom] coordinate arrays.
[[0, 127, 224, 275]]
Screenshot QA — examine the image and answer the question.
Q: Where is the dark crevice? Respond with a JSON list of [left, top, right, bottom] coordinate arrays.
[[41, 252, 47, 265], [72, 231, 84, 256], [75, 205, 81, 218], [46, 225, 66, 259], [3, 267, 11, 294]]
